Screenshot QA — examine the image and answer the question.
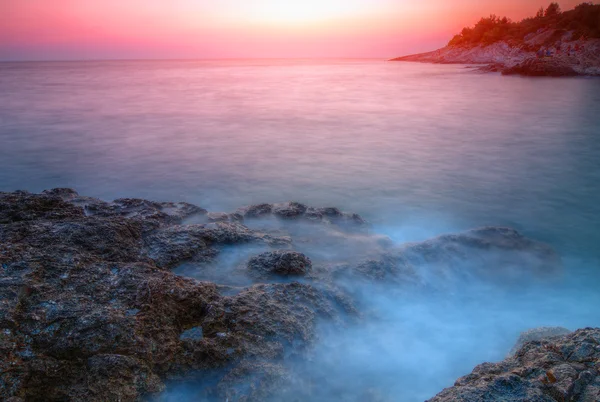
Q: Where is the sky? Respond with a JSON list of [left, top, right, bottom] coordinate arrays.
[[0, 0, 592, 61]]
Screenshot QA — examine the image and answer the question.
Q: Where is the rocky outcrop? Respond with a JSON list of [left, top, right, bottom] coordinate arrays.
[[0, 189, 573, 401], [236, 202, 368, 229], [0, 189, 357, 401], [502, 58, 580, 76], [428, 328, 600, 402], [347, 227, 561, 286], [391, 31, 600, 77], [247, 250, 312, 278], [392, 41, 530, 66]]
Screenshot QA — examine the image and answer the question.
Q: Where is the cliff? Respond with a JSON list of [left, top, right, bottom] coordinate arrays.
[[391, 3, 600, 76]]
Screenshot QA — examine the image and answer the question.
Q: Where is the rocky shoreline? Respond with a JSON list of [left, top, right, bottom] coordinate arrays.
[[1, 189, 597, 401], [391, 31, 600, 77], [429, 328, 600, 401]]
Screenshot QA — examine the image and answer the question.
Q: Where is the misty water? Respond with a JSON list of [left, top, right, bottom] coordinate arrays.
[[1, 59, 600, 401]]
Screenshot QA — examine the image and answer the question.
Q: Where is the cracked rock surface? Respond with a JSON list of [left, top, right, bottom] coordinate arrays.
[[428, 328, 600, 402]]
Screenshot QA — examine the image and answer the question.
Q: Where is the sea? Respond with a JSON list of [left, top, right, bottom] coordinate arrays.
[[1, 59, 599, 401]]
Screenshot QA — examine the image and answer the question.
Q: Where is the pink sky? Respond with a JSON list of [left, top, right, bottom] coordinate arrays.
[[0, 0, 591, 60]]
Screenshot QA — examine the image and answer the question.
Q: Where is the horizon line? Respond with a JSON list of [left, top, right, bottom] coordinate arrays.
[[0, 56, 396, 64]]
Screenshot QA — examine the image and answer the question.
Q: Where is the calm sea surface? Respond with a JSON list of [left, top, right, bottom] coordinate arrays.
[[1, 59, 600, 400]]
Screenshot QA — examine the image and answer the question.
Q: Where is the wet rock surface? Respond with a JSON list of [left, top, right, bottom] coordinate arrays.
[[0, 189, 362, 401], [0, 189, 584, 401], [247, 250, 312, 278], [502, 58, 580, 77], [428, 328, 600, 402]]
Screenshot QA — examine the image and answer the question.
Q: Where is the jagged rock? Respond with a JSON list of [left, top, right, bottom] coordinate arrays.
[[0, 190, 84, 223], [502, 58, 580, 76], [352, 254, 418, 283], [0, 190, 355, 401], [236, 203, 272, 218], [509, 327, 572, 357], [304, 206, 342, 221], [47, 189, 207, 232], [142, 222, 291, 268], [272, 202, 308, 219], [428, 328, 600, 402], [247, 250, 312, 277], [203, 212, 229, 222], [347, 227, 560, 285], [206, 212, 243, 223], [401, 227, 561, 278], [235, 202, 369, 229]]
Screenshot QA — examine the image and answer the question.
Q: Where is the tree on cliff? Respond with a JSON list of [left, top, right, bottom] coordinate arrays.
[[536, 7, 545, 19], [448, 2, 600, 47], [544, 2, 562, 17]]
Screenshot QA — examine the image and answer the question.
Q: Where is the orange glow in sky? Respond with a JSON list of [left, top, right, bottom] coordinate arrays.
[[0, 0, 592, 60]]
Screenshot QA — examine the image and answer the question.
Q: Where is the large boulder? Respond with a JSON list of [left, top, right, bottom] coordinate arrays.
[[428, 328, 600, 402]]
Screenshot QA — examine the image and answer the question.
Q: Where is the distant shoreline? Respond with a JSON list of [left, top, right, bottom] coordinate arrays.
[[391, 3, 600, 77], [390, 38, 600, 77]]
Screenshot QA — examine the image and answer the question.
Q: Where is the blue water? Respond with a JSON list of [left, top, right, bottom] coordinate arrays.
[[1, 59, 600, 401]]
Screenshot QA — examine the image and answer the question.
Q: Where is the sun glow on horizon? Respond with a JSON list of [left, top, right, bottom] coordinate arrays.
[[244, 0, 376, 25], [1, 0, 591, 60]]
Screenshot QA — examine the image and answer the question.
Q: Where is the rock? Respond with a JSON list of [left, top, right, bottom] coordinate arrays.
[[352, 254, 418, 283], [390, 26, 600, 77], [236, 203, 273, 218], [0, 189, 357, 401], [0, 190, 84, 223], [206, 212, 230, 222], [473, 63, 503, 73], [142, 222, 291, 268], [235, 202, 369, 230], [247, 250, 312, 277], [272, 202, 308, 219], [401, 227, 561, 278], [206, 212, 243, 223], [347, 227, 561, 285], [509, 327, 572, 356], [391, 40, 530, 65], [305, 206, 342, 221], [502, 58, 580, 77], [52, 191, 208, 232], [428, 328, 600, 402], [0, 189, 571, 402]]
